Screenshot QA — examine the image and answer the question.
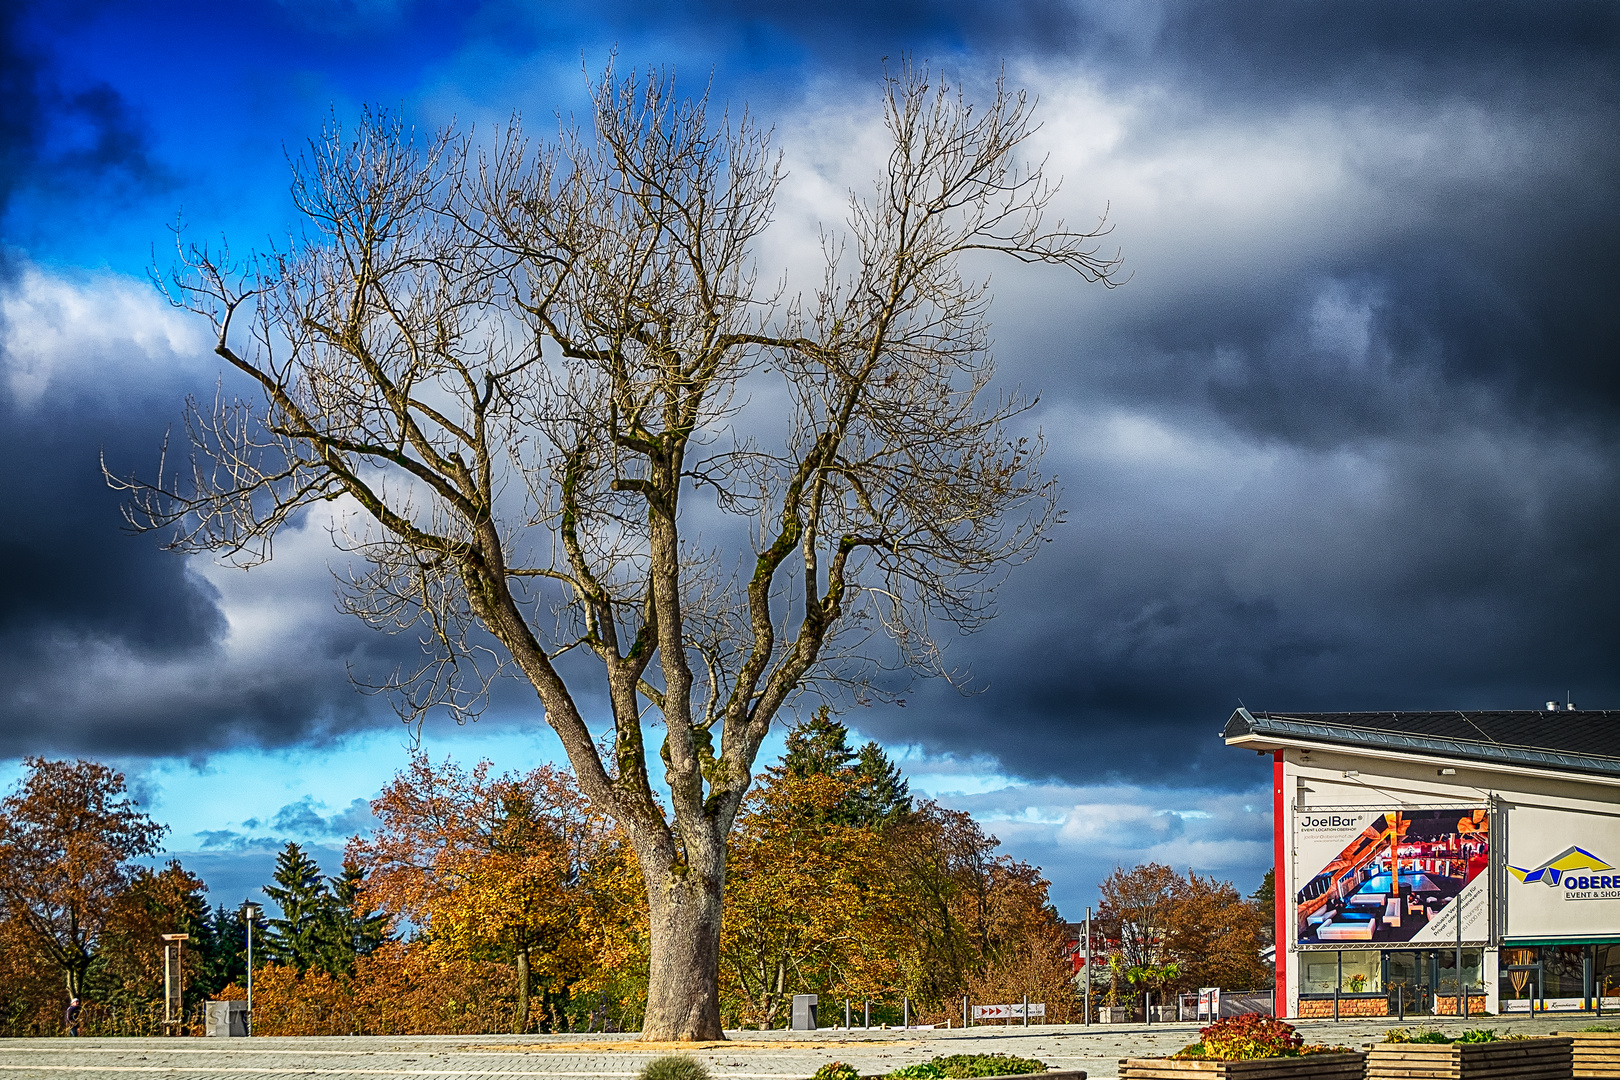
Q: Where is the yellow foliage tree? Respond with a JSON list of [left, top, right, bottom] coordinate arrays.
[[721, 771, 906, 1028]]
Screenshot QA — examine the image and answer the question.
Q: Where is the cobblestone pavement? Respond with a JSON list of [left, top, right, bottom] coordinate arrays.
[[0, 1015, 1597, 1080]]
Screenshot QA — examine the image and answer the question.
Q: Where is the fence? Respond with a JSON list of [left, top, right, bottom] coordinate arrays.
[[1176, 989, 1275, 1022], [76, 1002, 209, 1037]]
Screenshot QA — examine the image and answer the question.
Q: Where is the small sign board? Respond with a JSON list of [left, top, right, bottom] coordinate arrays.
[[161, 933, 188, 1026], [972, 1002, 1045, 1019]]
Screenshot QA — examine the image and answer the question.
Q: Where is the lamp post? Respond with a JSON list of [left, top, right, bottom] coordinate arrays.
[[241, 901, 262, 1036]]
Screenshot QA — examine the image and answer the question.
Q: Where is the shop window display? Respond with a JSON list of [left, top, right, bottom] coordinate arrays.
[[1301, 950, 1383, 994], [1498, 943, 1620, 1009]]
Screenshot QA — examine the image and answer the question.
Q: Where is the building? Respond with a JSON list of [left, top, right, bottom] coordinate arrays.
[[1223, 706, 1620, 1018]]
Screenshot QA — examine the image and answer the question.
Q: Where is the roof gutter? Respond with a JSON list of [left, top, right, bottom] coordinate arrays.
[[1223, 730, 1620, 790]]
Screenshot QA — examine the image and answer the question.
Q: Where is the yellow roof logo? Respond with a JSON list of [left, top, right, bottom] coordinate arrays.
[[1509, 846, 1614, 886]]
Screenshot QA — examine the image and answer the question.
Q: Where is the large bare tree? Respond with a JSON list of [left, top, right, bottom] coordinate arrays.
[[114, 64, 1121, 1039]]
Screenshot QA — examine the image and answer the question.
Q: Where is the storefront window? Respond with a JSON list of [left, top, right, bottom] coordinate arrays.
[[1544, 945, 1589, 998], [1500, 946, 1539, 1005], [1500, 944, 1620, 1005], [1436, 947, 1483, 993], [1301, 950, 1382, 993], [1600, 946, 1620, 1000], [1378, 948, 1482, 1012]]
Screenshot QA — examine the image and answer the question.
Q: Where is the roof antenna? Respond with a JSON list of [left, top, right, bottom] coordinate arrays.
[[1567, 690, 1577, 711]]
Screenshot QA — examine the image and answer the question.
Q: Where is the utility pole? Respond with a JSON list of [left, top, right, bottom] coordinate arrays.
[[1083, 908, 1092, 1026], [1456, 895, 1465, 1020]]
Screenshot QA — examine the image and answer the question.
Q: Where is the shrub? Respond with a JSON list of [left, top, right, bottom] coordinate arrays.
[[887, 1065, 944, 1079], [1384, 1028, 1508, 1046], [640, 1057, 711, 1080], [813, 1064, 861, 1080], [929, 1054, 1047, 1077]]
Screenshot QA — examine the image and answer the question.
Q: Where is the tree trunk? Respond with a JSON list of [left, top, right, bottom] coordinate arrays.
[[66, 960, 87, 1001], [515, 952, 534, 1036], [640, 849, 726, 1041]]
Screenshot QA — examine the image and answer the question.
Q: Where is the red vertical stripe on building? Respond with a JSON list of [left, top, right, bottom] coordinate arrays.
[[1273, 750, 1287, 1015]]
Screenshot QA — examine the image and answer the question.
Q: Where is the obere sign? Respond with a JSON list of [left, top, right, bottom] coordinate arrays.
[[1505, 805, 1620, 938]]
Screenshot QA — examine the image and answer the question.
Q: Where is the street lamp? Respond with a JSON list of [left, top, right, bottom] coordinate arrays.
[[240, 901, 262, 1036]]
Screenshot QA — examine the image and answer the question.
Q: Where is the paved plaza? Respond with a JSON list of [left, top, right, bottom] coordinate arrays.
[[0, 1015, 1594, 1080]]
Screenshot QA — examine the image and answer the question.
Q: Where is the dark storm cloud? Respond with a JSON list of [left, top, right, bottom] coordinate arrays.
[[3, 0, 1617, 805], [1130, 0, 1620, 100], [0, 327, 419, 757], [810, 2, 1620, 787], [0, 393, 222, 654]]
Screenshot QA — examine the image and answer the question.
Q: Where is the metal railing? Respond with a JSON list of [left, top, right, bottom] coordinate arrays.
[[1177, 989, 1275, 1022]]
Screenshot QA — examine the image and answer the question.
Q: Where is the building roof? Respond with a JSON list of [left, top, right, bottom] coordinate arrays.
[[1223, 708, 1620, 779]]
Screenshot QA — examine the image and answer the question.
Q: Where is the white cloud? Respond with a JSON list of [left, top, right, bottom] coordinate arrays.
[[0, 263, 206, 409], [888, 742, 1275, 915]]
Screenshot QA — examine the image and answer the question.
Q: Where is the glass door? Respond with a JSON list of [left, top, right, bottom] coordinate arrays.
[[1385, 950, 1435, 1016]]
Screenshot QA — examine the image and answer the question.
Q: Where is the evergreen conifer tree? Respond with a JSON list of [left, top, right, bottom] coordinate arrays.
[[770, 709, 911, 828], [326, 857, 390, 973], [203, 903, 253, 992], [263, 842, 338, 973], [774, 706, 859, 779], [852, 741, 912, 826]]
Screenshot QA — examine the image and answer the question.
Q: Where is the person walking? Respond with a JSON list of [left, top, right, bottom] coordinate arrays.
[[65, 998, 81, 1037]]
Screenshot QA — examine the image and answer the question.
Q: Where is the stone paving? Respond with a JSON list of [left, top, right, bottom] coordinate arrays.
[[0, 1014, 1600, 1080]]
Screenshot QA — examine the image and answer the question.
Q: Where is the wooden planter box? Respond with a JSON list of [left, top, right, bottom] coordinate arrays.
[[1366, 1037, 1573, 1079], [1118, 1053, 1364, 1079], [1569, 1032, 1620, 1078]]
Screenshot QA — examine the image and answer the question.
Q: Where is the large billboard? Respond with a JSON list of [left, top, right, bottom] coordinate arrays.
[[1294, 807, 1489, 946], [1505, 805, 1620, 939]]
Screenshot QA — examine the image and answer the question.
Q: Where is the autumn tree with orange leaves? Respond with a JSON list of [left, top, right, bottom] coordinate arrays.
[[0, 759, 168, 999], [348, 757, 638, 1031], [884, 802, 1076, 1021], [1093, 862, 1269, 1005]]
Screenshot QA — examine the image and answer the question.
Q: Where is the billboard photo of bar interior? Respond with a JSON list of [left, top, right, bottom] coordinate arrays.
[[1298, 809, 1489, 945]]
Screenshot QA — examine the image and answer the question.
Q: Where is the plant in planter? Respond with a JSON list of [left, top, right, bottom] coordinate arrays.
[[812, 1065, 861, 1080], [878, 1055, 1079, 1080], [1347, 973, 1367, 993], [1119, 1015, 1363, 1078], [1368, 1028, 1572, 1079], [926, 1055, 1048, 1077]]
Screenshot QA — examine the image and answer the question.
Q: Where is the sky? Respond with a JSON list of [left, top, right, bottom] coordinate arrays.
[[1, 0, 1617, 920]]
